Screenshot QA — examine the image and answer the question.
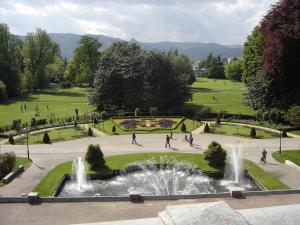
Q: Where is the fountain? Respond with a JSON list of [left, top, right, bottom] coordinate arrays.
[[57, 156, 260, 197]]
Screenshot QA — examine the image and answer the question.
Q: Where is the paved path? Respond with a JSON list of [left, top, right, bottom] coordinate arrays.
[[0, 133, 300, 196]]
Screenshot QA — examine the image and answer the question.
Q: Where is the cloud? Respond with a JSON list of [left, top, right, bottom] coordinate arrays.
[[0, 0, 278, 44]]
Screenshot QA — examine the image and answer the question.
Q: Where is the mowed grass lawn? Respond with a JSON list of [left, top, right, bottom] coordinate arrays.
[[0, 157, 32, 187], [13, 127, 90, 145], [93, 118, 201, 135], [272, 150, 300, 166], [33, 152, 288, 196], [210, 123, 279, 139], [186, 78, 255, 115], [0, 87, 95, 127]]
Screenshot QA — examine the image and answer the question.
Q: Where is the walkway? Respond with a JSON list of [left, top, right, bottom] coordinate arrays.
[[0, 133, 300, 196]]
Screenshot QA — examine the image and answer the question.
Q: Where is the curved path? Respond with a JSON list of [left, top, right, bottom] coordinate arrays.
[[1, 133, 300, 196]]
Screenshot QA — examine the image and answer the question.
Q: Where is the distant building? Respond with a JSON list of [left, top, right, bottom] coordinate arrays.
[[191, 60, 205, 77]]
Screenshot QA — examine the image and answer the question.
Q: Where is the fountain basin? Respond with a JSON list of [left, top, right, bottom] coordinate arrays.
[[54, 165, 261, 197]]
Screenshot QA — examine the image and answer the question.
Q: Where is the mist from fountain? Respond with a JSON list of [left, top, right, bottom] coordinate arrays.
[[69, 157, 91, 192]]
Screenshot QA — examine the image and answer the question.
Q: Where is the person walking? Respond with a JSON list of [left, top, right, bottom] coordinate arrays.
[[132, 132, 137, 144], [189, 134, 194, 147], [262, 149, 267, 163], [165, 135, 171, 148]]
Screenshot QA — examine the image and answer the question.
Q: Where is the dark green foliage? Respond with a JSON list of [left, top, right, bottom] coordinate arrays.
[[204, 141, 227, 167], [0, 81, 7, 102], [216, 115, 221, 124], [112, 125, 116, 134], [90, 42, 191, 111], [8, 133, 15, 145], [283, 106, 300, 126], [74, 120, 78, 128], [0, 152, 16, 179], [204, 123, 210, 133], [224, 58, 243, 81], [201, 53, 225, 79], [181, 122, 187, 132], [88, 127, 93, 136], [100, 111, 108, 120], [149, 107, 158, 116], [250, 127, 256, 138], [43, 131, 51, 144], [75, 108, 79, 116], [12, 119, 21, 131], [281, 130, 287, 138], [31, 117, 37, 128], [269, 109, 281, 124], [85, 144, 105, 169]]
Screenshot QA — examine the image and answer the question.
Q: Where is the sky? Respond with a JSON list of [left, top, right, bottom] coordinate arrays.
[[0, 0, 278, 45]]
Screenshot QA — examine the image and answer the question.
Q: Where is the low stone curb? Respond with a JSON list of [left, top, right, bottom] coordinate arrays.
[[285, 160, 300, 171], [2, 165, 24, 184]]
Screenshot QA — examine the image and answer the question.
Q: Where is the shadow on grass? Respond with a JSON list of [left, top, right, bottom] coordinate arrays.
[[39, 90, 86, 98]]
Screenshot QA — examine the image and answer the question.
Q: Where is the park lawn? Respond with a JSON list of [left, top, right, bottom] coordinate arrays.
[[13, 127, 90, 145], [0, 157, 32, 187], [94, 118, 200, 135], [33, 152, 287, 196], [209, 123, 278, 139], [0, 87, 95, 127], [272, 150, 300, 166], [244, 159, 289, 190], [290, 130, 300, 136], [186, 77, 255, 116]]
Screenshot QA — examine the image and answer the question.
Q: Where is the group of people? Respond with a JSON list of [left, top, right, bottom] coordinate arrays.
[[131, 131, 194, 148]]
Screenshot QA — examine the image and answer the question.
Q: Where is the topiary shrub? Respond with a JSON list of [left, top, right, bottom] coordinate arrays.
[[181, 122, 187, 132], [281, 129, 287, 137], [0, 152, 16, 179], [250, 127, 256, 138], [85, 144, 105, 170], [112, 125, 116, 134], [43, 131, 51, 144], [204, 123, 210, 133], [204, 141, 227, 167], [8, 133, 15, 145], [88, 127, 93, 136], [216, 115, 221, 124]]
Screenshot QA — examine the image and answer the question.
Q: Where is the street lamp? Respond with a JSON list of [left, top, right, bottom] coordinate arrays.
[[279, 125, 282, 155], [24, 128, 30, 160]]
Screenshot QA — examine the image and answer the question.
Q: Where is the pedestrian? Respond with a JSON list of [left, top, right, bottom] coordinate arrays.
[[165, 135, 171, 148], [189, 135, 194, 147], [170, 131, 173, 139], [262, 149, 267, 163], [184, 134, 188, 142], [132, 132, 137, 144]]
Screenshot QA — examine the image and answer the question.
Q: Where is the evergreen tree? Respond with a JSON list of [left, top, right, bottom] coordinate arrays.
[[43, 131, 51, 144]]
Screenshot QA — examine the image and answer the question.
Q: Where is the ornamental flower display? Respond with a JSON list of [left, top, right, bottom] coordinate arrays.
[[120, 119, 137, 129], [158, 119, 176, 128]]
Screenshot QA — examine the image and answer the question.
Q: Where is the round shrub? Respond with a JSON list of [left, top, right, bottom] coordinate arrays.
[[181, 122, 186, 132], [112, 125, 116, 134], [88, 127, 93, 136], [216, 115, 221, 124], [85, 144, 105, 169], [8, 133, 15, 145], [281, 129, 287, 137], [0, 152, 16, 179], [204, 123, 210, 133], [43, 131, 51, 144], [100, 111, 108, 120], [204, 141, 227, 167], [250, 127, 256, 138]]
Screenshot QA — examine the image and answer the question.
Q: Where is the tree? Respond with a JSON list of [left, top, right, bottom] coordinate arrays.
[[283, 106, 300, 126], [8, 134, 15, 145], [149, 107, 158, 116], [167, 50, 195, 84], [224, 58, 244, 81], [85, 144, 105, 170], [23, 28, 60, 90], [204, 123, 210, 133], [204, 141, 227, 167], [202, 53, 225, 79], [0, 23, 23, 97], [88, 127, 93, 136], [181, 123, 187, 132], [90, 42, 191, 111], [43, 131, 51, 144], [0, 81, 7, 102], [46, 55, 65, 83], [112, 125, 116, 134], [71, 36, 102, 86], [243, 26, 264, 82], [259, 0, 300, 109]]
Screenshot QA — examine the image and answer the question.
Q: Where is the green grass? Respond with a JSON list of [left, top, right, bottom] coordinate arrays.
[[0, 157, 32, 187], [272, 150, 300, 166], [0, 87, 95, 127], [290, 130, 300, 135], [210, 123, 279, 139], [33, 152, 287, 196], [186, 77, 255, 115], [244, 159, 289, 190], [13, 127, 90, 144], [94, 118, 201, 135], [33, 152, 221, 196]]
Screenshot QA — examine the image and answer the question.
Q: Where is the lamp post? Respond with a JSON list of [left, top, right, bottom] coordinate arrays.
[[279, 125, 282, 155], [25, 128, 30, 160]]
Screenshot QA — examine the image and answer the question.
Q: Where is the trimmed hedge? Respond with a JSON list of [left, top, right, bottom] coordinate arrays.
[[0, 152, 16, 179]]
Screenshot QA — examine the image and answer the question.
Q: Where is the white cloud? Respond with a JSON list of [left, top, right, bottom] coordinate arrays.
[[0, 0, 278, 44]]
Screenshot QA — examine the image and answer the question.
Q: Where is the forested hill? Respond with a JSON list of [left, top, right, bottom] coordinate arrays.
[[18, 33, 243, 61]]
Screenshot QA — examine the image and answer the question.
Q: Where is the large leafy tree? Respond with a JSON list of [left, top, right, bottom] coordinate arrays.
[[224, 58, 244, 81], [242, 26, 264, 82], [71, 36, 102, 86], [0, 23, 23, 96], [201, 53, 225, 79], [23, 28, 60, 90], [90, 42, 191, 111]]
